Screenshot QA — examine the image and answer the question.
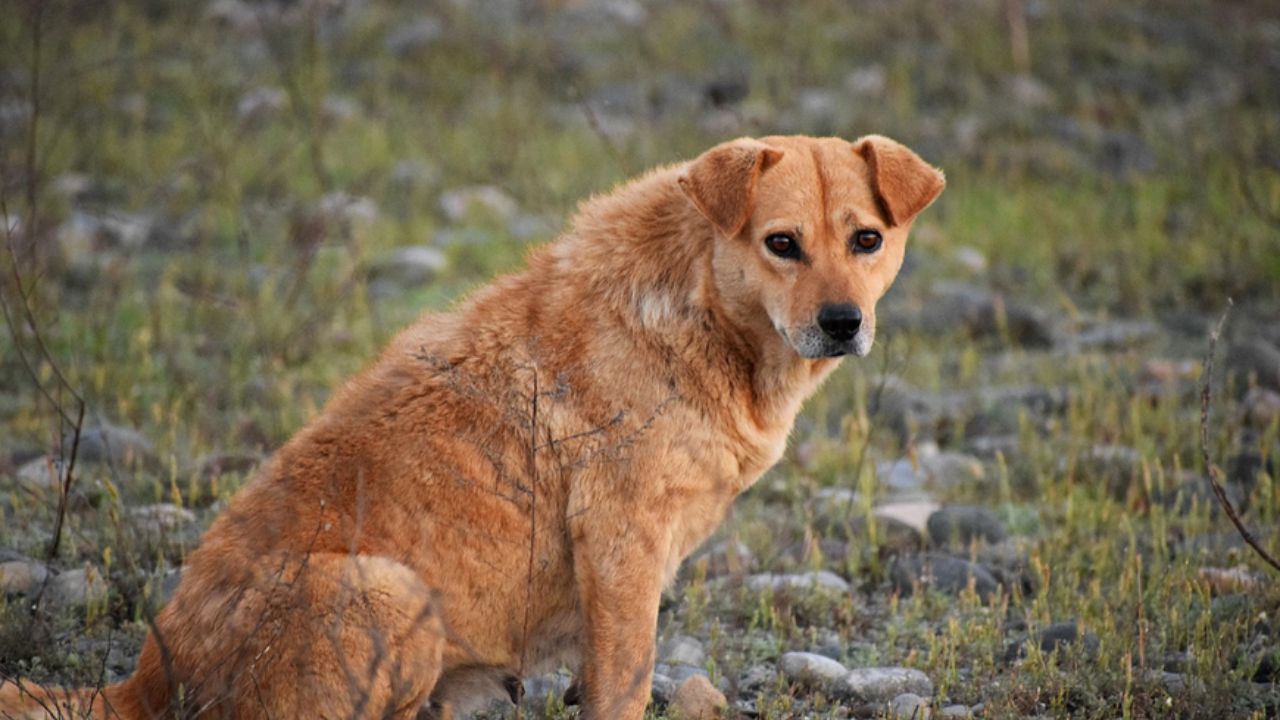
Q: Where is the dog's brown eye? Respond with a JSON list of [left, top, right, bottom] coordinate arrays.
[[852, 229, 883, 254], [765, 233, 800, 258]]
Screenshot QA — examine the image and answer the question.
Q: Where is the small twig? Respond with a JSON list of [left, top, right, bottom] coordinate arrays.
[[1199, 298, 1280, 574]]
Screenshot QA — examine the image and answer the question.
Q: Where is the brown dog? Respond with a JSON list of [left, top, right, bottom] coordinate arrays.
[[1, 135, 943, 719]]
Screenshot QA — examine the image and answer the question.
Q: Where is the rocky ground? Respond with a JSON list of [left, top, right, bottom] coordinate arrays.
[[2, 0, 1279, 718]]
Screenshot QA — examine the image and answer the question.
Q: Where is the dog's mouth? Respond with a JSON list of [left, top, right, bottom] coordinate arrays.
[[776, 325, 870, 360]]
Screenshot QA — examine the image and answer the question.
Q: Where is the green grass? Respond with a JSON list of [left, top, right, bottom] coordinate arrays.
[[2, 0, 1279, 718]]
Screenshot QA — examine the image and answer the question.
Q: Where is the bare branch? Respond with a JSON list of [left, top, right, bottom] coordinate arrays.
[[1199, 299, 1280, 574]]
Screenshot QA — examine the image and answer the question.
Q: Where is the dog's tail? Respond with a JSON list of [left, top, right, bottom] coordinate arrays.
[[0, 678, 148, 720]]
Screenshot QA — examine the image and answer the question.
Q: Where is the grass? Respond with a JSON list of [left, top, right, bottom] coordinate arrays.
[[1, 0, 1279, 718]]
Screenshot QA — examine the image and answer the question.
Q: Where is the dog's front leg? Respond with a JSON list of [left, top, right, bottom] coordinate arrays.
[[570, 509, 667, 720]]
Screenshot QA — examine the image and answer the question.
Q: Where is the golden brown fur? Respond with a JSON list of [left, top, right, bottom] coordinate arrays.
[[1, 135, 943, 719]]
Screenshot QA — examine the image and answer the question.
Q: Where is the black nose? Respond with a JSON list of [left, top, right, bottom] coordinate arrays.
[[817, 303, 862, 342]]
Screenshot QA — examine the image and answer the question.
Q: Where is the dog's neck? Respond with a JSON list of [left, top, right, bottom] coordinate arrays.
[[551, 165, 839, 437]]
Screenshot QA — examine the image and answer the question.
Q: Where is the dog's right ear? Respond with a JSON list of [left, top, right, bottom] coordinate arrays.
[[678, 139, 785, 238]]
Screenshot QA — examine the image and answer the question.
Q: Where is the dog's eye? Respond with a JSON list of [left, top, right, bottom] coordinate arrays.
[[764, 233, 800, 258], [852, 229, 883, 254]]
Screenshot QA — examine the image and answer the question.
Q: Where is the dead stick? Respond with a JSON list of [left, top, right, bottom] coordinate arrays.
[[1198, 298, 1280, 574]]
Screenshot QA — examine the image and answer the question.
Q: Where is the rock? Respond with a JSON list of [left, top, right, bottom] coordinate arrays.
[[1242, 387, 1280, 428], [975, 541, 1037, 596], [1197, 566, 1263, 594], [909, 282, 1057, 348], [522, 671, 573, 705], [0, 557, 48, 596], [874, 501, 940, 534], [316, 191, 378, 226], [890, 553, 999, 601], [651, 672, 679, 704], [1073, 319, 1160, 351], [669, 675, 726, 720], [778, 537, 849, 571], [840, 667, 933, 703], [814, 514, 921, 555], [43, 566, 109, 613], [890, 692, 932, 719], [236, 87, 287, 126], [159, 566, 184, 604], [1036, 621, 1100, 658], [439, 185, 518, 223], [195, 451, 264, 480], [1227, 339, 1280, 392], [660, 635, 706, 667], [14, 456, 101, 506], [845, 64, 887, 97], [367, 245, 448, 294], [70, 423, 155, 469], [939, 705, 973, 719], [745, 571, 850, 594], [867, 376, 941, 442], [320, 95, 361, 125], [779, 652, 848, 688], [738, 664, 776, 693], [389, 160, 439, 191], [1065, 445, 1142, 489], [689, 540, 755, 577], [1007, 74, 1055, 109], [383, 17, 442, 56], [927, 506, 1008, 546], [128, 504, 197, 535]]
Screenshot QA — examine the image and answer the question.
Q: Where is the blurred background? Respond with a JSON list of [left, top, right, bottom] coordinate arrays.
[[1, 1, 1278, 718]]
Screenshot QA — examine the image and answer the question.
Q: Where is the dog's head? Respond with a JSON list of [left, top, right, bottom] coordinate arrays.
[[678, 135, 944, 359]]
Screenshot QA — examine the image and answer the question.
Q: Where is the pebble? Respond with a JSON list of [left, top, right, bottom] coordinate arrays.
[[1037, 621, 1100, 658], [744, 571, 850, 594], [660, 634, 706, 667], [874, 500, 941, 534], [367, 245, 449, 294], [383, 16, 442, 56], [890, 692, 932, 719], [841, 667, 933, 703], [0, 557, 48, 596], [939, 704, 973, 719], [668, 674, 726, 720], [689, 540, 755, 577], [439, 185, 518, 223], [1226, 339, 1280, 392], [43, 566, 109, 613], [71, 423, 156, 468], [1241, 387, 1280, 428], [128, 503, 197, 535], [890, 553, 1000, 601], [927, 506, 1008, 546], [779, 651, 848, 687]]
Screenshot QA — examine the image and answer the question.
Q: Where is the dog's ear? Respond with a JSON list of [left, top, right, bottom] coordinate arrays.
[[854, 135, 945, 227], [678, 138, 785, 237]]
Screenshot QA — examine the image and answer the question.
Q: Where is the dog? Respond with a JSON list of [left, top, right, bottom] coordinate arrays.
[[1, 134, 943, 719]]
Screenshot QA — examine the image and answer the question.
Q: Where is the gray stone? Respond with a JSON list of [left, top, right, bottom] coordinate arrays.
[[1037, 621, 1100, 658], [128, 504, 196, 535], [1073, 319, 1160, 351], [939, 705, 972, 719], [890, 692, 932, 719], [383, 17, 443, 56], [439, 185, 518, 223], [651, 672, 679, 704], [779, 652, 848, 688], [745, 571, 850, 594], [1242, 387, 1280, 428], [43, 566, 109, 613], [689, 540, 755, 577], [70, 423, 155, 468], [927, 506, 1008, 546], [909, 282, 1058, 348], [660, 634, 706, 667], [236, 87, 287, 126], [0, 558, 48, 596], [890, 553, 1000, 601], [738, 664, 776, 693], [367, 245, 448, 293], [522, 671, 572, 705], [840, 667, 933, 703], [1227, 339, 1280, 392]]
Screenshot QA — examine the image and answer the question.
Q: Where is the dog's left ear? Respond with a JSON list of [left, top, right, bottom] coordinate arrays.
[[854, 135, 945, 227], [679, 138, 785, 238]]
